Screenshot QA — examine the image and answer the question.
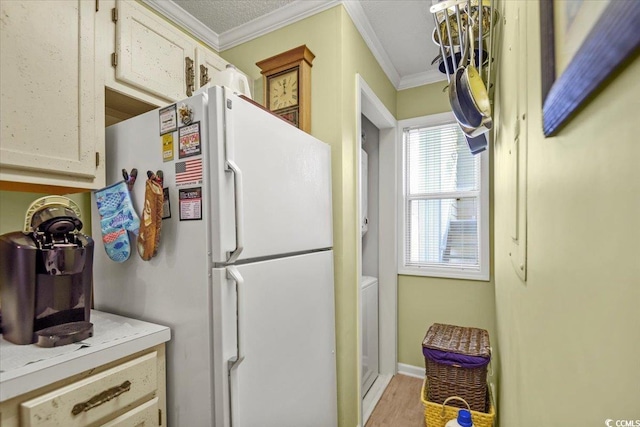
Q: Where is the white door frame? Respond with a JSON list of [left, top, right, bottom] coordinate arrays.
[[356, 74, 397, 425]]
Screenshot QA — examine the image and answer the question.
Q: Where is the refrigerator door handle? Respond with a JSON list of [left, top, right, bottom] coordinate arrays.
[[226, 265, 245, 427], [225, 159, 244, 263], [226, 265, 245, 366]]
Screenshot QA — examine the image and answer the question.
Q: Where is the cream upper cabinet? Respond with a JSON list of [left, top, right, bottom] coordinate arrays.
[[196, 46, 228, 89], [104, 1, 250, 106], [108, 0, 197, 104], [0, 0, 105, 190], [197, 46, 253, 96]]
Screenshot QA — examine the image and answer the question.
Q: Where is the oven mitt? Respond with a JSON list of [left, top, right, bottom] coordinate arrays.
[[137, 171, 164, 261], [94, 181, 141, 262]]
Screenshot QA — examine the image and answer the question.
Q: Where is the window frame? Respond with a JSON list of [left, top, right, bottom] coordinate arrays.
[[397, 112, 490, 281]]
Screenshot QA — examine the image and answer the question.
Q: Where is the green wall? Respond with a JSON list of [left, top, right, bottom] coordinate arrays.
[[338, 9, 396, 425], [493, 1, 640, 425], [0, 191, 92, 236], [395, 81, 498, 376], [398, 276, 497, 368], [222, 6, 395, 426], [220, 8, 342, 149], [396, 80, 449, 120]]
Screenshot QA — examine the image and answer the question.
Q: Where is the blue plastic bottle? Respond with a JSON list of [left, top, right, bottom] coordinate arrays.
[[444, 408, 474, 427]]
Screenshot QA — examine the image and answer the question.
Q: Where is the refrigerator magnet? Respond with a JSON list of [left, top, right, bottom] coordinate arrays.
[[179, 187, 202, 221], [162, 133, 174, 162], [159, 104, 177, 135], [178, 103, 193, 125], [178, 122, 201, 158], [174, 157, 203, 187], [162, 187, 171, 219]]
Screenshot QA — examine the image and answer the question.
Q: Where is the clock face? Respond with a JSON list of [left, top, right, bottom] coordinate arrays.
[[268, 70, 298, 111]]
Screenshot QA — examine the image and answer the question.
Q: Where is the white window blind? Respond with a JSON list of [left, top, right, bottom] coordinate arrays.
[[401, 120, 489, 280]]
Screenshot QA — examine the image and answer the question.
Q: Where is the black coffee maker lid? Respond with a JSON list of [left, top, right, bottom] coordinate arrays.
[[24, 196, 84, 234], [31, 206, 83, 235]]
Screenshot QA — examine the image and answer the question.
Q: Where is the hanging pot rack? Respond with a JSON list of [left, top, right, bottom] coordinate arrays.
[[430, 0, 498, 153]]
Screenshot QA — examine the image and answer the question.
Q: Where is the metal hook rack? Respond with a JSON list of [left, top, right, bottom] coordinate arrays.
[[430, 0, 496, 87], [430, 0, 498, 150]]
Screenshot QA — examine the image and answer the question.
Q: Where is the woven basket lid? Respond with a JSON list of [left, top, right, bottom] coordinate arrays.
[[422, 323, 491, 358]]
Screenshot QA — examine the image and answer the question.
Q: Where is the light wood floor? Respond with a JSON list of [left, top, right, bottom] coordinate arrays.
[[365, 374, 425, 427]]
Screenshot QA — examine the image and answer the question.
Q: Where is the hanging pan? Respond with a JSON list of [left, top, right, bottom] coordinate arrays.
[[450, 17, 487, 129], [449, 31, 478, 129], [459, 15, 491, 120]]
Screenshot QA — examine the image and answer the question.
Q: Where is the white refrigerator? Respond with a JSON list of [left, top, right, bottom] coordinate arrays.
[[92, 86, 337, 427]]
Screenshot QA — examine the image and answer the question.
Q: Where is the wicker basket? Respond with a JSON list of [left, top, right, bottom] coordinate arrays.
[[426, 376, 488, 413], [421, 378, 495, 427], [422, 323, 491, 412]]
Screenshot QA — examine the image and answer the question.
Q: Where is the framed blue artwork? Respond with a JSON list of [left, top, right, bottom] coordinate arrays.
[[540, 0, 640, 136]]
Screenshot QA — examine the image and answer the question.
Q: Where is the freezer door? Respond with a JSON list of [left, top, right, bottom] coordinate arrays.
[[212, 251, 337, 427], [208, 86, 333, 263]]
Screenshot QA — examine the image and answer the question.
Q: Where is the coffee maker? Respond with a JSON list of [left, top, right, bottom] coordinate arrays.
[[0, 196, 94, 347]]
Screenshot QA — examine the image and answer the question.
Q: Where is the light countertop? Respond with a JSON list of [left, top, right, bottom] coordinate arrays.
[[0, 310, 170, 402]]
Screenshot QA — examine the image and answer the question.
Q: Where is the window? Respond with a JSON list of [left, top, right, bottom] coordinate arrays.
[[398, 113, 489, 280]]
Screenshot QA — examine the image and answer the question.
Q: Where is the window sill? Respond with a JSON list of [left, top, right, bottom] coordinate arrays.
[[398, 267, 490, 282]]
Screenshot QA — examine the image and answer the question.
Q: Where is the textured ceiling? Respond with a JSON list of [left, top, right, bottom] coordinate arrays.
[[173, 0, 297, 34], [359, 0, 440, 79], [172, 0, 443, 88]]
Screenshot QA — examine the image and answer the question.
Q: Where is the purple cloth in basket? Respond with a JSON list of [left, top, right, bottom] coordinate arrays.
[[423, 347, 490, 369]]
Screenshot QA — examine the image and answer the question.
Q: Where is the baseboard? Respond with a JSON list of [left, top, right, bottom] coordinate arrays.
[[397, 363, 425, 379]]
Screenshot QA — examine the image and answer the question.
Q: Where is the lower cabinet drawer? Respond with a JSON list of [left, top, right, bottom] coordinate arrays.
[[102, 397, 159, 427], [20, 351, 158, 427]]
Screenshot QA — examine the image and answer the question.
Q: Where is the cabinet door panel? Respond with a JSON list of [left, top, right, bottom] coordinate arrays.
[[196, 46, 227, 88], [20, 352, 158, 427], [196, 47, 253, 97], [115, 0, 196, 102], [0, 0, 101, 182]]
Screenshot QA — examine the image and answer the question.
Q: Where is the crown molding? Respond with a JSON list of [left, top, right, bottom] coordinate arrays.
[[218, 1, 341, 51], [341, 0, 401, 89], [398, 70, 447, 90], [141, 0, 221, 51], [142, 0, 442, 90]]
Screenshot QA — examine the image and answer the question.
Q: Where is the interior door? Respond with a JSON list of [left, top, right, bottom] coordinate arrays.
[[212, 251, 337, 427], [207, 87, 333, 263]]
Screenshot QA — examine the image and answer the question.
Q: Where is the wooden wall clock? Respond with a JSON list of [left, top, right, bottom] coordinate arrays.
[[256, 45, 315, 133]]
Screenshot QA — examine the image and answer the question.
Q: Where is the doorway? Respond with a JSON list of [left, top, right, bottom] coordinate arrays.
[[356, 75, 398, 425], [361, 115, 380, 397]]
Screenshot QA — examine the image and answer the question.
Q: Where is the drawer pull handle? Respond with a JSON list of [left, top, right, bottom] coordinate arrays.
[[200, 64, 211, 87], [71, 380, 132, 415], [186, 57, 195, 96]]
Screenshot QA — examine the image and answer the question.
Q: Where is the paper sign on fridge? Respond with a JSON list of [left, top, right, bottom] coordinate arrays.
[[178, 122, 201, 158]]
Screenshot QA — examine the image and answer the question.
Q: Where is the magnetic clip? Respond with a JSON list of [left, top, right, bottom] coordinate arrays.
[[147, 170, 164, 188], [122, 168, 138, 191]]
